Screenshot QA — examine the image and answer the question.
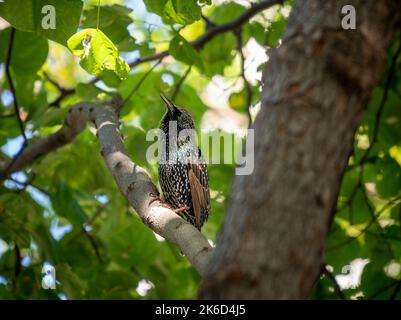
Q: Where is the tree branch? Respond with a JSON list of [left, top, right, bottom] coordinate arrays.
[[129, 0, 283, 68], [89, 100, 213, 275], [321, 264, 345, 300], [39, 0, 282, 107], [5, 28, 27, 144], [0, 102, 92, 181], [2, 100, 214, 274], [44, 72, 75, 108]]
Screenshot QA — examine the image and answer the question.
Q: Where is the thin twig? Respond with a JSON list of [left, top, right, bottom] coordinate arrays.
[[1, 28, 30, 181], [368, 279, 401, 299], [346, 36, 401, 173], [44, 72, 75, 108], [0, 113, 15, 119], [333, 38, 401, 224], [328, 193, 401, 250], [123, 58, 163, 105], [129, 0, 283, 69], [390, 281, 401, 299], [0, 0, 283, 179], [321, 264, 346, 300], [5, 28, 27, 144], [171, 65, 192, 102], [201, 14, 216, 28], [12, 243, 21, 292], [360, 185, 394, 258], [83, 230, 104, 264], [37, 0, 282, 108]]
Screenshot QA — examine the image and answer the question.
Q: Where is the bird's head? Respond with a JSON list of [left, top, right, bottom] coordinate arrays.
[[159, 94, 196, 134]]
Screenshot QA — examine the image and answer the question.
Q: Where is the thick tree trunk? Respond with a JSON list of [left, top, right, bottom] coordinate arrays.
[[201, 0, 401, 299]]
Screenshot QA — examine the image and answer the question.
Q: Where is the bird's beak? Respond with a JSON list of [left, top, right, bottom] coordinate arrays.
[[160, 94, 175, 113]]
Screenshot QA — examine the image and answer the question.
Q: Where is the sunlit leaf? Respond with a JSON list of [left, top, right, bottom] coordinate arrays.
[[67, 28, 130, 79]]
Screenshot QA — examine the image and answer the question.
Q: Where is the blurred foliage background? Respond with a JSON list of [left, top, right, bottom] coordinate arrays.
[[0, 0, 400, 300]]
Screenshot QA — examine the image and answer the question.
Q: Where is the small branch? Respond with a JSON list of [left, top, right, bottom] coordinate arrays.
[[359, 37, 401, 165], [321, 264, 345, 300], [368, 279, 401, 299], [123, 58, 163, 105], [83, 230, 104, 264], [171, 65, 192, 102], [90, 100, 214, 275], [0, 113, 15, 119], [12, 243, 21, 291], [390, 280, 401, 300], [328, 193, 401, 251], [0, 102, 96, 182], [44, 72, 75, 108], [130, 0, 283, 68], [2, 28, 30, 181], [13, 173, 36, 194], [344, 35, 401, 174], [334, 38, 401, 216], [360, 185, 394, 259], [201, 14, 216, 28], [30, 0, 281, 109], [14, 100, 214, 274], [5, 28, 27, 144]]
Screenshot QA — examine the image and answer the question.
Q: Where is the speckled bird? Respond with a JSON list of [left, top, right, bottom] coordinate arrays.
[[158, 94, 210, 231]]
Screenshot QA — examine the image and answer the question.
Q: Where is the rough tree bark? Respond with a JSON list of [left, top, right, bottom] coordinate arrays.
[[201, 0, 401, 299]]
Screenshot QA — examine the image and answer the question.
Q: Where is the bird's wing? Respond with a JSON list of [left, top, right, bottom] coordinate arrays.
[[187, 158, 210, 229]]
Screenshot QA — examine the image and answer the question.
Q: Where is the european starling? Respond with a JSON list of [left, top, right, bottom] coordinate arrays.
[[158, 94, 210, 231]]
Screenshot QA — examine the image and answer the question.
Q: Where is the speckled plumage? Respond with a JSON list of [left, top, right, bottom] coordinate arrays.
[[158, 94, 210, 230]]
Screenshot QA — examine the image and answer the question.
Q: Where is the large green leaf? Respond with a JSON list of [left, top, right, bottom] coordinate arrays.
[[200, 33, 236, 76], [169, 34, 203, 70], [52, 182, 88, 227], [67, 28, 130, 79], [0, 28, 49, 75], [164, 0, 201, 25], [209, 2, 245, 24], [0, 0, 83, 45], [144, 0, 202, 25]]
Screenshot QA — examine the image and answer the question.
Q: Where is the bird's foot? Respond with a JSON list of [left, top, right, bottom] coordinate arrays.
[[173, 206, 190, 214]]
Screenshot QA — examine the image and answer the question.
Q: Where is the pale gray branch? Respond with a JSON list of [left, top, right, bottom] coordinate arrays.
[[89, 102, 213, 275], [0, 100, 214, 274]]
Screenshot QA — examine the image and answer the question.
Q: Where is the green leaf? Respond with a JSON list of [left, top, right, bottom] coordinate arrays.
[[200, 33, 236, 76], [32, 224, 60, 262], [210, 2, 245, 24], [243, 22, 267, 46], [75, 83, 104, 101], [164, 0, 201, 25], [0, 0, 83, 45], [101, 216, 160, 273], [52, 182, 88, 227], [229, 90, 248, 111], [143, 0, 168, 17], [169, 35, 203, 70], [0, 28, 49, 76], [144, 0, 202, 25], [56, 263, 84, 299], [375, 157, 401, 197], [67, 28, 130, 79], [266, 15, 287, 47], [82, 4, 135, 51]]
